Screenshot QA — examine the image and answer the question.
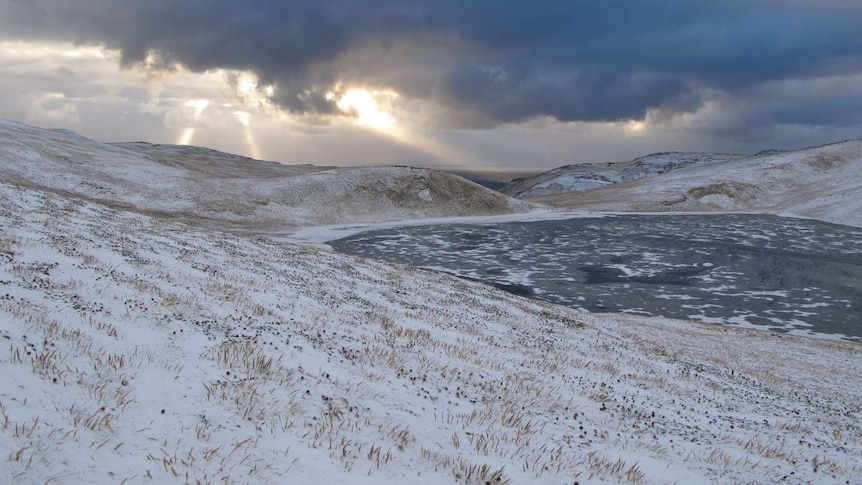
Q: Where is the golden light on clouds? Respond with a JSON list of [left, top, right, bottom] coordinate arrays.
[[330, 88, 397, 130], [624, 120, 648, 136], [0, 39, 494, 167], [0, 40, 105, 60], [324, 85, 491, 169], [0, 39, 509, 169], [231, 72, 275, 110]]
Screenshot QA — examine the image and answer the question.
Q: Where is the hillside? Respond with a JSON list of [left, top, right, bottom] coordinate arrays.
[[530, 140, 862, 228], [2, 180, 861, 484], [500, 152, 743, 198], [0, 119, 532, 232], [2, 119, 862, 483]]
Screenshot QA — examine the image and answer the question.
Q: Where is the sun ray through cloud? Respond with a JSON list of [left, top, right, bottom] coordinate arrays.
[[234, 110, 262, 160], [331, 88, 397, 130], [0, 2, 859, 169], [177, 127, 194, 145], [175, 99, 210, 145], [329, 86, 491, 169]]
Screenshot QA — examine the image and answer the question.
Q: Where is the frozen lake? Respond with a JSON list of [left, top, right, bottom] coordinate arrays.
[[331, 214, 862, 341]]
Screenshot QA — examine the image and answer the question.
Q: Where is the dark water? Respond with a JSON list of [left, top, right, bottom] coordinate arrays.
[[330, 214, 862, 341]]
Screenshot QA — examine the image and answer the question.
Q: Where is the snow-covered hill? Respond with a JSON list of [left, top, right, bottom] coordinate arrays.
[[2, 180, 861, 484], [500, 152, 743, 198], [531, 140, 862, 228], [2, 118, 862, 483], [0, 119, 532, 231]]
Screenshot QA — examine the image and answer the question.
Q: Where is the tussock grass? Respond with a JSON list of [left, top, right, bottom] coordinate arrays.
[[1, 181, 861, 483]]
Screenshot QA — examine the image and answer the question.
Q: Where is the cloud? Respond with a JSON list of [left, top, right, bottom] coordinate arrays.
[[751, 74, 862, 127], [25, 92, 79, 124], [1, 0, 861, 135], [55, 66, 74, 78], [440, 62, 699, 124]]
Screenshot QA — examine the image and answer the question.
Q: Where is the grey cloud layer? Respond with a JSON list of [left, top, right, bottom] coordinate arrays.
[[2, 0, 860, 130]]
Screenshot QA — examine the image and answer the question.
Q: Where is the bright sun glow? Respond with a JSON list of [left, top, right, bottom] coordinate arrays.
[[231, 72, 274, 110], [331, 88, 397, 130], [625, 120, 647, 136], [237, 75, 257, 97], [326, 84, 489, 168]]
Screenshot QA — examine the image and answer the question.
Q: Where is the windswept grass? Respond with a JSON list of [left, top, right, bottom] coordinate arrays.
[[1, 180, 861, 484]]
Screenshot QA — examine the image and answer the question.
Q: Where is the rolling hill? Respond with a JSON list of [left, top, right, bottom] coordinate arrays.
[[0, 119, 533, 232], [2, 119, 861, 483], [500, 152, 743, 198], [523, 141, 862, 228]]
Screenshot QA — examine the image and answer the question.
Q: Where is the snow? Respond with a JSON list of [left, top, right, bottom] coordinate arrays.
[[2, 119, 862, 483], [531, 140, 862, 228], [532, 175, 610, 193], [289, 210, 592, 243], [0, 118, 533, 232], [501, 152, 743, 198], [3, 181, 862, 484]]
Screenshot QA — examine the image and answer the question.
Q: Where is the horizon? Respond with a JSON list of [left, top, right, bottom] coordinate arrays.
[[1, 2, 861, 171], [2, 116, 858, 182]]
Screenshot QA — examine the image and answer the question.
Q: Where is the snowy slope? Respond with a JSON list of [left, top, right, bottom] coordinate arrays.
[[2, 181, 861, 484], [500, 152, 743, 198], [2, 118, 862, 484], [0, 119, 532, 231], [532, 140, 862, 228]]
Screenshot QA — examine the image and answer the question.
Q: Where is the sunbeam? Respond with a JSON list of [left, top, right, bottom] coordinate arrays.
[[234, 110, 262, 160], [329, 86, 489, 169], [379, 125, 490, 170], [176, 99, 210, 145], [177, 127, 195, 145]]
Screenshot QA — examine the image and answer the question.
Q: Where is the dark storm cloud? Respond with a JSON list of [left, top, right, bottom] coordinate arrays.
[[443, 63, 696, 123], [2, 0, 861, 129]]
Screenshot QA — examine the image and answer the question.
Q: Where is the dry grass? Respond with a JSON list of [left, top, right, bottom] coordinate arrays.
[[1, 180, 861, 484]]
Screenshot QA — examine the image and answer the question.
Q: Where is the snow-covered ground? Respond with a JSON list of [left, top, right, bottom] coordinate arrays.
[[3, 180, 862, 484], [529, 140, 862, 228], [2, 119, 862, 483], [500, 153, 743, 199], [0, 118, 532, 232]]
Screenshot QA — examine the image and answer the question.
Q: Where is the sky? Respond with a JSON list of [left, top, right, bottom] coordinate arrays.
[[1, 1, 861, 173]]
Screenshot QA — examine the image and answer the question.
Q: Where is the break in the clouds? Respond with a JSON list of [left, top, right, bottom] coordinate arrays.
[[2, 0, 862, 129], [0, 1, 861, 170]]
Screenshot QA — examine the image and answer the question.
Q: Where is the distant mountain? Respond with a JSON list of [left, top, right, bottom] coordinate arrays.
[[500, 152, 744, 198], [0, 119, 533, 231], [532, 140, 862, 228]]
